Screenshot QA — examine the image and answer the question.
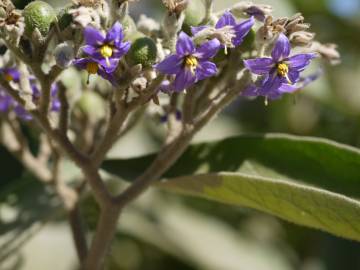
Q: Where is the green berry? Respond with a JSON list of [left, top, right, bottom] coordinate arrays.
[[127, 36, 157, 67], [57, 5, 73, 31], [240, 28, 256, 51], [23, 1, 56, 37], [77, 91, 106, 121]]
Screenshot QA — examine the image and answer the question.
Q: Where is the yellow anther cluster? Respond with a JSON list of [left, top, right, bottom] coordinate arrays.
[[184, 56, 198, 74], [100, 44, 113, 58], [277, 63, 289, 77], [4, 73, 13, 82]]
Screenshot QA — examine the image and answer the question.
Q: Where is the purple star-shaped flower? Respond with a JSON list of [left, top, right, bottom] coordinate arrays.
[[243, 33, 317, 99], [81, 22, 130, 73], [73, 58, 116, 85], [0, 68, 20, 83], [192, 11, 254, 51], [155, 32, 220, 92]]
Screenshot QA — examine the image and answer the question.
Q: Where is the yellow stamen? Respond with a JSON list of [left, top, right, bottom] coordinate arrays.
[[184, 56, 198, 74], [277, 62, 292, 84], [100, 44, 113, 58], [100, 44, 113, 67], [86, 62, 99, 74], [4, 73, 13, 82]]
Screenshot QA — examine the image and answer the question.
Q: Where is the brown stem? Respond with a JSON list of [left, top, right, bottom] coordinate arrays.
[[68, 204, 88, 264], [83, 204, 121, 270]]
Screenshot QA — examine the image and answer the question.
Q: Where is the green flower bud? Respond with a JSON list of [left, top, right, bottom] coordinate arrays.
[[76, 91, 106, 122], [126, 35, 157, 67], [23, 1, 56, 37], [122, 14, 136, 35], [183, 0, 205, 34]]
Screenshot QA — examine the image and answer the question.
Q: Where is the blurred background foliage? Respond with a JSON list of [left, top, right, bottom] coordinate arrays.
[[1, 0, 360, 269]]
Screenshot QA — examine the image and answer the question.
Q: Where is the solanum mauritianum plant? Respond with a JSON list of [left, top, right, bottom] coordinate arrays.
[[0, 0, 343, 269]]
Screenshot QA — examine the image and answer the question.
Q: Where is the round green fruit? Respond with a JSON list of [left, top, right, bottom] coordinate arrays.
[[127, 36, 157, 67], [240, 28, 256, 51], [57, 5, 73, 31], [23, 1, 56, 37]]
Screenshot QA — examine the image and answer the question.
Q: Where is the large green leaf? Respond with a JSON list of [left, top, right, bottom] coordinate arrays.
[[102, 134, 360, 241], [157, 173, 360, 242]]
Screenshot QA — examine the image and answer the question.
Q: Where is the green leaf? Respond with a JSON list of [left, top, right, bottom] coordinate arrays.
[[157, 173, 360, 242], [102, 134, 360, 241]]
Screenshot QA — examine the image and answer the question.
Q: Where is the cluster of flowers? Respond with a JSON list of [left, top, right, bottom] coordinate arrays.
[[73, 22, 130, 85], [0, 7, 319, 121], [0, 68, 59, 120], [72, 10, 317, 100]]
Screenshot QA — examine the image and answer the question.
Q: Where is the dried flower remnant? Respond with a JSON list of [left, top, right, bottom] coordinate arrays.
[[192, 11, 254, 53], [163, 0, 188, 17]]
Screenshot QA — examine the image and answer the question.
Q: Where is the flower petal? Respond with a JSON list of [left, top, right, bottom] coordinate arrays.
[[258, 73, 283, 97], [287, 53, 317, 71], [216, 11, 236, 28], [194, 39, 221, 60], [176, 32, 196, 56], [271, 33, 291, 61], [106, 22, 124, 44], [191, 25, 208, 36], [174, 69, 196, 92], [112, 41, 131, 58], [196, 61, 218, 81], [242, 85, 259, 97], [81, 45, 98, 56], [288, 70, 300, 84], [97, 58, 120, 73], [84, 26, 105, 46], [232, 16, 255, 46], [278, 83, 299, 93], [155, 54, 183, 75], [14, 105, 32, 121], [244, 57, 274, 75], [73, 58, 92, 69], [98, 68, 117, 85]]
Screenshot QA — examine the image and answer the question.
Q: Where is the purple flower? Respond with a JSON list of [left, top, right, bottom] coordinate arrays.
[[0, 89, 13, 112], [73, 58, 116, 85], [0, 68, 20, 83], [243, 33, 317, 100], [31, 79, 61, 112], [155, 32, 220, 92], [192, 11, 254, 51], [81, 22, 130, 73]]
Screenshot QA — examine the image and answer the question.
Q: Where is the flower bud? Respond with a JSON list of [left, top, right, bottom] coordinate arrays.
[[231, 2, 272, 21], [137, 14, 160, 36], [23, 1, 56, 37], [76, 91, 106, 122], [183, 0, 205, 32], [54, 42, 75, 68]]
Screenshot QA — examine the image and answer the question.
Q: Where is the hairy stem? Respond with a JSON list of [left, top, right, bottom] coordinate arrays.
[[83, 204, 121, 270]]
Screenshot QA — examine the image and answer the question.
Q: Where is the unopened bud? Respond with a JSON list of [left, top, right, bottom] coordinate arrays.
[[137, 14, 160, 35], [231, 2, 272, 22], [54, 42, 75, 68]]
